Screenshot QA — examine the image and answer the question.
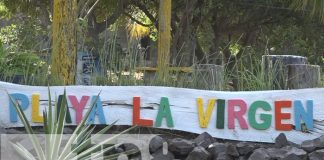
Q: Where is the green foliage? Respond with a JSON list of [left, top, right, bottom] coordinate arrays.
[[0, 46, 48, 85], [0, 1, 10, 18], [4, 52, 45, 74], [259, 18, 324, 65], [0, 24, 18, 49], [0, 17, 48, 51], [0, 0, 322, 90]]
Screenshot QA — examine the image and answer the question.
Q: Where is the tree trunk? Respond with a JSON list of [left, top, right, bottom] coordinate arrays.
[[287, 64, 321, 89], [170, 0, 198, 67], [51, 0, 77, 85], [157, 0, 172, 81], [262, 55, 308, 89]]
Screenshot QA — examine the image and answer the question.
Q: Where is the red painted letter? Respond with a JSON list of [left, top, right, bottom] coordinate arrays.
[[275, 101, 292, 131], [133, 97, 153, 127], [228, 99, 248, 129], [68, 95, 90, 124]]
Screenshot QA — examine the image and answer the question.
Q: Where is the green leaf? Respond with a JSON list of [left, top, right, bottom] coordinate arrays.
[[74, 126, 136, 160], [7, 91, 46, 160], [64, 121, 118, 159], [43, 110, 48, 134], [51, 89, 68, 159], [58, 91, 102, 160], [47, 86, 53, 134], [11, 142, 36, 160]]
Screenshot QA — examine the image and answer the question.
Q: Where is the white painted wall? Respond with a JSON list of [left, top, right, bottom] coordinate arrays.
[[0, 81, 323, 144]]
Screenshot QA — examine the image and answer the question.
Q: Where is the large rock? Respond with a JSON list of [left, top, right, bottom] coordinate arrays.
[[275, 133, 289, 148], [236, 142, 256, 156], [238, 156, 247, 160], [301, 139, 317, 152], [314, 136, 324, 149], [121, 143, 141, 158], [266, 147, 287, 159], [117, 154, 128, 160], [168, 138, 195, 158], [63, 127, 74, 134], [208, 142, 239, 159], [248, 148, 270, 160], [149, 135, 166, 153], [103, 145, 124, 157], [308, 149, 324, 160], [226, 143, 239, 157], [193, 132, 215, 149], [282, 154, 302, 160], [282, 146, 307, 160], [186, 146, 210, 160], [207, 142, 227, 159], [151, 148, 174, 160], [288, 141, 301, 148], [216, 152, 233, 160]]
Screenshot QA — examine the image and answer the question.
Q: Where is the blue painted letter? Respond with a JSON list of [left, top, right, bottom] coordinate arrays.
[[88, 96, 106, 124], [294, 100, 313, 131], [9, 93, 29, 122]]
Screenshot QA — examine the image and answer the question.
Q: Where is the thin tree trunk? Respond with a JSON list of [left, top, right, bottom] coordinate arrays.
[[51, 0, 77, 85], [157, 0, 172, 81]]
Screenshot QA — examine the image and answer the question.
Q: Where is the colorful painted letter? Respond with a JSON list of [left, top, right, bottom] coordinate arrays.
[[9, 93, 29, 122], [275, 101, 292, 131], [294, 100, 313, 131], [248, 101, 272, 130], [69, 95, 90, 124], [155, 97, 174, 127], [196, 98, 215, 128], [31, 94, 44, 123], [57, 95, 72, 123], [228, 99, 248, 129], [88, 96, 106, 124], [216, 99, 225, 129], [133, 97, 153, 127]]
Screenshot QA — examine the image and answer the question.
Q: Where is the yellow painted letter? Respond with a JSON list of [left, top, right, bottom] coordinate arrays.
[[32, 94, 43, 123], [197, 98, 216, 128]]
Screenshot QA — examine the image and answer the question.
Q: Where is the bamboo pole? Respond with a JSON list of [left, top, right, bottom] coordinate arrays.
[[157, 0, 172, 81]]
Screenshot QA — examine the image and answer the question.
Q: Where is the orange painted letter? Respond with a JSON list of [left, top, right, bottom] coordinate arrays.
[[275, 101, 292, 131], [133, 97, 153, 127]]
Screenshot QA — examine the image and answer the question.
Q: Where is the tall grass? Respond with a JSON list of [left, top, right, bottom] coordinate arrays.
[[1, 22, 322, 91], [233, 50, 294, 91]]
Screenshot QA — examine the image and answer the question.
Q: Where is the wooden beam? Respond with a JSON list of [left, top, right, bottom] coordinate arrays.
[[136, 67, 193, 73]]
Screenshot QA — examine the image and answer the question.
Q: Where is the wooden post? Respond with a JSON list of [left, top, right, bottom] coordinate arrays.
[[287, 64, 321, 89], [193, 64, 224, 90], [262, 55, 308, 89], [143, 46, 158, 84], [157, 0, 172, 82]]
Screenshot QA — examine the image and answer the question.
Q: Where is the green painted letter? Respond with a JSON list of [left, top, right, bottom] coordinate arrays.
[[248, 101, 272, 130], [216, 99, 225, 129], [155, 97, 174, 127]]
